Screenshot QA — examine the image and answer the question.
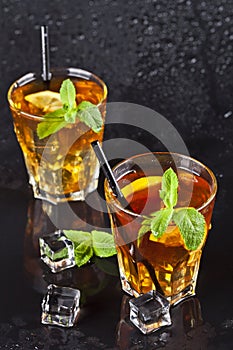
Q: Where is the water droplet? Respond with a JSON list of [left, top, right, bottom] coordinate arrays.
[[78, 34, 85, 41], [149, 69, 158, 77], [131, 17, 139, 25], [115, 16, 122, 23], [218, 5, 224, 12], [146, 25, 153, 35], [14, 29, 22, 35], [221, 319, 233, 329], [51, 46, 58, 52], [92, 19, 98, 28], [224, 111, 232, 118], [61, 14, 68, 20]]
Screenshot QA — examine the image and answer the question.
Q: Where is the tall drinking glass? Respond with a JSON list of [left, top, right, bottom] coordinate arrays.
[[8, 68, 107, 204], [104, 152, 217, 305]]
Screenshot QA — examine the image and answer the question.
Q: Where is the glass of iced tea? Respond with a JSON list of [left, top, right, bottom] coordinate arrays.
[[8, 68, 107, 203], [104, 152, 217, 305]]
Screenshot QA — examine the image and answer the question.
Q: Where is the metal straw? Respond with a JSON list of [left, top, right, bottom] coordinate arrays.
[[91, 141, 130, 209], [41, 25, 52, 81]]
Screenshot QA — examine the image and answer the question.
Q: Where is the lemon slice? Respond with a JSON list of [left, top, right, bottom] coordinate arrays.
[[25, 90, 63, 113], [122, 176, 162, 198]]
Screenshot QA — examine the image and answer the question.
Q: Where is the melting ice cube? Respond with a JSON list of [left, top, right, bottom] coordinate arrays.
[[41, 284, 80, 327], [129, 290, 171, 334], [39, 230, 75, 273]]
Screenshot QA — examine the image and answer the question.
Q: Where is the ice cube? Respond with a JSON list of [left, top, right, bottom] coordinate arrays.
[[41, 284, 80, 327], [39, 230, 75, 273], [129, 290, 171, 334]]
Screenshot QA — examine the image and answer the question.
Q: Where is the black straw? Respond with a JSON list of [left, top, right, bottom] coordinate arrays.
[[91, 140, 164, 295], [91, 141, 130, 209], [41, 25, 52, 82]]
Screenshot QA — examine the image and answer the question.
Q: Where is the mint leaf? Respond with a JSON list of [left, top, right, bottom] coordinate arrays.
[[92, 230, 116, 258], [63, 230, 116, 267], [138, 167, 206, 250], [173, 208, 206, 250], [74, 241, 93, 267], [64, 230, 93, 267], [60, 79, 76, 109], [64, 108, 77, 123], [159, 167, 178, 208], [77, 101, 103, 133], [53, 247, 69, 261], [37, 119, 67, 139], [63, 230, 92, 244], [40, 108, 66, 119], [150, 207, 174, 238]]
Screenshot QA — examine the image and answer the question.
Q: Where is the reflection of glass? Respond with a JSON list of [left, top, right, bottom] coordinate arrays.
[[23, 196, 117, 303], [105, 153, 217, 305], [116, 296, 215, 349], [8, 68, 107, 203]]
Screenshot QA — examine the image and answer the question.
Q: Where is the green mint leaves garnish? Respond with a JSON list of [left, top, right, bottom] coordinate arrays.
[[140, 168, 206, 251], [172, 208, 206, 251], [159, 167, 178, 208], [60, 78, 76, 110], [77, 101, 104, 133], [37, 79, 103, 139], [63, 230, 116, 267]]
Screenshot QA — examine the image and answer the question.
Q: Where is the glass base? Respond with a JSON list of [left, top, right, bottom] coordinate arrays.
[[121, 279, 196, 307], [30, 177, 99, 204]]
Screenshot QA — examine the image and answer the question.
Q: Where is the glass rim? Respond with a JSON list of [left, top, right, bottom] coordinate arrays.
[[104, 151, 217, 217], [7, 67, 108, 121]]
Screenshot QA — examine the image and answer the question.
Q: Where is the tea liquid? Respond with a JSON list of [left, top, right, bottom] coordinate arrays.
[[111, 170, 213, 304], [10, 76, 106, 200]]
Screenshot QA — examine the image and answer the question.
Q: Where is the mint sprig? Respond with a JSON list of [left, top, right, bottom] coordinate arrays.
[[140, 168, 206, 251], [37, 79, 103, 139], [159, 167, 178, 208], [63, 230, 116, 267]]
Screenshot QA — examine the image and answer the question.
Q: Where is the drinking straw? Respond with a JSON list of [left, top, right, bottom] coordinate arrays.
[[91, 140, 130, 209], [91, 140, 164, 295], [41, 25, 52, 81]]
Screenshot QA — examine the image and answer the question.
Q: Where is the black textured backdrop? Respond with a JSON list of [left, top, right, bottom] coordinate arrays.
[[0, 1, 233, 349], [0, 0, 232, 189]]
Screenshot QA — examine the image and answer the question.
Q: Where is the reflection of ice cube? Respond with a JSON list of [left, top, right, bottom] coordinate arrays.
[[129, 291, 171, 334], [41, 284, 80, 327], [39, 230, 75, 273]]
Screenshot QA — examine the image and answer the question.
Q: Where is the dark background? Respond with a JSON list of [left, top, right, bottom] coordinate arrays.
[[0, 0, 232, 349]]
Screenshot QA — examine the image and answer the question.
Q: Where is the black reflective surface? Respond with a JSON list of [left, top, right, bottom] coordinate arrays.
[[0, 0, 233, 349]]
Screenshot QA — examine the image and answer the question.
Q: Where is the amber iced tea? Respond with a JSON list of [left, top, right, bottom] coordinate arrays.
[[105, 153, 217, 305], [8, 68, 107, 203]]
